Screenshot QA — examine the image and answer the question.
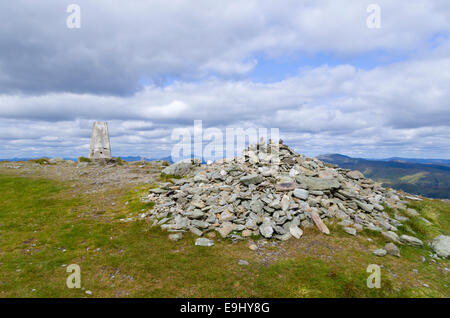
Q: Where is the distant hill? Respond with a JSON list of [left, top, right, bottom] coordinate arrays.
[[0, 156, 174, 163], [119, 156, 173, 163], [0, 157, 77, 162], [378, 157, 450, 167], [317, 154, 450, 199]]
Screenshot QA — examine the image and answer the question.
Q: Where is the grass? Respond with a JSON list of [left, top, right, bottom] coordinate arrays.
[[30, 158, 52, 165], [159, 173, 182, 182], [116, 157, 125, 166], [400, 172, 427, 184], [78, 157, 92, 163], [0, 174, 448, 298]]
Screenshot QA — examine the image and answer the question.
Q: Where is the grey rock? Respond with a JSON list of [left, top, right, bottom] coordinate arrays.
[[190, 220, 210, 229], [366, 224, 382, 232], [384, 243, 400, 257], [220, 210, 236, 222], [338, 219, 354, 227], [238, 259, 249, 266], [250, 200, 264, 214], [372, 249, 387, 257], [168, 233, 183, 241], [377, 219, 394, 231], [356, 201, 374, 213], [162, 159, 197, 177], [218, 222, 235, 238], [193, 174, 209, 183], [280, 194, 291, 211], [183, 210, 204, 220], [275, 232, 292, 241], [295, 175, 341, 191], [381, 231, 400, 243], [311, 210, 330, 235], [195, 238, 214, 247], [174, 215, 189, 229], [347, 170, 364, 180], [289, 225, 303, 239], [293, 189, 309, 200], [400, 235, 423, 247], [430, 235, 450, 258], [259, 219, 274, 238], [343, 227, 356, 236], [240, 174, 263, 185], [190, 227, 203, 236]]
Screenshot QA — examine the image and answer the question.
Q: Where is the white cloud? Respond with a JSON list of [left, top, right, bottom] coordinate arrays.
[[0, 0, 449, 94], [0, 55, 449, 158]]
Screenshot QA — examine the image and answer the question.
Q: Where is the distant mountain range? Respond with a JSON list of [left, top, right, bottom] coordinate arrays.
[[376, 157, 450, 166], [0, 156, 174, 163], [318, 154, 450, 199]]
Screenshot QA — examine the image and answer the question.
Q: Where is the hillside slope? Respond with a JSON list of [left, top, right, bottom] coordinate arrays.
[[318, 154, 450, 199]]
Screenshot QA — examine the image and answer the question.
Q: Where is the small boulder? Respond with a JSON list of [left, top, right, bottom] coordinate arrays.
[[347, 170, 364, 180], [218, 222, 235, 238], [280, 194, 291, 211], [373, 249, 387, 257], [259, 219, 274, 238], [400, 235, 423, 247], [248, 244, 258, 251], [430, 235, 450, 258], [168, 233, 183, 241], [289, 225, 303, 239], [162, 159, 197, 177], [238, 259, 249, 266], [311, 210, 330, 235], [384, 243, 400, 257], [343, 227, 356, 236], [381, 231, 400, 243], [293, 189, 309, 200], [195, 238, 214, 247]]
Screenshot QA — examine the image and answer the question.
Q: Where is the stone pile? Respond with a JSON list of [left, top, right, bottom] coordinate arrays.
[[143, 139, 430, 251]]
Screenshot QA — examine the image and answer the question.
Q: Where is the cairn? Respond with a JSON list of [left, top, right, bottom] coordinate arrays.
[[143, 139, 425, 249]]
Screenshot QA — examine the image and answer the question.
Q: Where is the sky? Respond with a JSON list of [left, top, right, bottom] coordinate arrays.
[[0, 0, 449, 160]]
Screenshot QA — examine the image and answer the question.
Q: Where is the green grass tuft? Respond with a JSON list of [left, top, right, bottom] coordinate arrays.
[[0, 174, 448, 298], [159, 173, 182, 182], [78, 156, 92, 163]]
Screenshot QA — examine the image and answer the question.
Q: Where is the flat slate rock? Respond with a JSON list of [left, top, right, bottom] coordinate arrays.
[[311, 210, 330, 235]]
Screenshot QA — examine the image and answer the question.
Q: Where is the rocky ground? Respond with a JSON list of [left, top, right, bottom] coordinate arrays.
[[0, 158, 164, 193], [145, 140, 449, 259], [1, 145, 448, 261]]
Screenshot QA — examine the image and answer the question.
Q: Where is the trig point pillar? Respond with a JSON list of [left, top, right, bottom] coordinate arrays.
[[89, 122, 112, 159]]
